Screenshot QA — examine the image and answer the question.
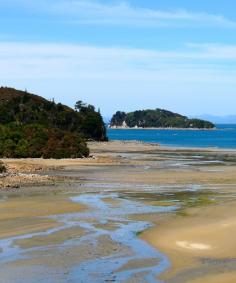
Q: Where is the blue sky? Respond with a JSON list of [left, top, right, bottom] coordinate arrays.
[[1, 0, 236, 117]]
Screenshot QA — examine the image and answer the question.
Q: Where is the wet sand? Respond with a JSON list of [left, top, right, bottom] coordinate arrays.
[[0, 193, 87, 239], [0, 141, 236, 282]]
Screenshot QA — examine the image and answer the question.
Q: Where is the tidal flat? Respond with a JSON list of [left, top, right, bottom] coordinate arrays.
[[0, 141, 236, 282]]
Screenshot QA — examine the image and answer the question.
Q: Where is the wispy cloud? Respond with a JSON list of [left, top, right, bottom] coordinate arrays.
[[1, 42, 236, 80], [2, 0, 236, 28], [1, 41, 236, 115], [53, 1, 236, 28]]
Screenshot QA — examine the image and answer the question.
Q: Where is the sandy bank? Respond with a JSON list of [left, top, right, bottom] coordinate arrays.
[[142, 201, 236, 282]]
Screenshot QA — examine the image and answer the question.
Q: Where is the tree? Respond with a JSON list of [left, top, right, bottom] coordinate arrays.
[[75, 100, 86, 112]]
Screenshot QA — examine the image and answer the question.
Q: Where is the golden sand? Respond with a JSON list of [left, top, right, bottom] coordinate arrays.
[[142, 201, 236, 281]]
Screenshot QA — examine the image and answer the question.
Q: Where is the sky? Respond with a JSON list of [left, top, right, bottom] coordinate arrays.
[[0, 0, 236, 117]]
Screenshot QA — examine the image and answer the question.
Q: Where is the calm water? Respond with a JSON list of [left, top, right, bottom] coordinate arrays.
[[108, 124, 236, 149]]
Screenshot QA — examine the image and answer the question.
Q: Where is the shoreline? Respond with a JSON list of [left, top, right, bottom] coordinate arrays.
[[109, 126, 216, 130], [93, 140, 236, 152], [1, 140, 236, 190]]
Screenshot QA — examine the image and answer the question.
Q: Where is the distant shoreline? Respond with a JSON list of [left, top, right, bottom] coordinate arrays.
[[90, 140, 236, 152], [108, 126, 216, 131]]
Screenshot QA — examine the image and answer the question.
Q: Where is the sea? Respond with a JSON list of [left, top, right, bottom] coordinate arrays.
[[108, 124, 236, 149]]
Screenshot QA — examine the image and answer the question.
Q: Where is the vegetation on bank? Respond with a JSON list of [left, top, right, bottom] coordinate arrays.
[[0, 87, 107, 158], [110, 109, 215, 129]]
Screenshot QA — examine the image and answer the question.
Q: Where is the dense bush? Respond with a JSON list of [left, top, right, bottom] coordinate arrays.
[[0, 123, 89, 159], [0, 87, 107, 141], [0, 87, 108, 159]]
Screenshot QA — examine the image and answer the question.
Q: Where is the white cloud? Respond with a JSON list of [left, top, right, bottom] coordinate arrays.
[[1, 42, 236, 79]]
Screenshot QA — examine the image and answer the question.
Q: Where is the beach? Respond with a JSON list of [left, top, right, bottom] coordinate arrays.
[[0, 141, 236, 282]]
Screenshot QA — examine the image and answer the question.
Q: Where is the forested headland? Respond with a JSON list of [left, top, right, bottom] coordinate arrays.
[[0, 87, 107, 158]]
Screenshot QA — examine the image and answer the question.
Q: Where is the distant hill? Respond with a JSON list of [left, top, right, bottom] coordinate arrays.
[[110, 109, 215, 129], [0, 87, 107, 158]]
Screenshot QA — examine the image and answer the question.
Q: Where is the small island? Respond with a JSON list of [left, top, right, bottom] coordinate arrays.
[[109, 109, 215, 129]]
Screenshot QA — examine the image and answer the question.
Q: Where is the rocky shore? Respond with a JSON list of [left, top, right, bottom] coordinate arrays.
[[0, 160, 55, 189]]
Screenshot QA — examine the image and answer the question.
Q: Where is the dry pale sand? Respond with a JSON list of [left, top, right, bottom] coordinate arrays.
[[142, 200, 236, 282], [2, 152, 121, 169]]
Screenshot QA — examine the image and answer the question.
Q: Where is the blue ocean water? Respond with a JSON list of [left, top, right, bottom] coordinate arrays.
[[108, 124, 236, 149]]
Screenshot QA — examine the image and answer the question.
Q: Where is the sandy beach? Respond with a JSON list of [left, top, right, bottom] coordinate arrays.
[[0, 141, 236, 282]]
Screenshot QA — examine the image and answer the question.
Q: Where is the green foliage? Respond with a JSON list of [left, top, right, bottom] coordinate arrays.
[[0, 123, 89, 159], [74, 101, 107, 141], [0, 87, 107, 141], [110, 109, 215, 129], [110, 111, 126, 126], [0, 87, 108, 159]]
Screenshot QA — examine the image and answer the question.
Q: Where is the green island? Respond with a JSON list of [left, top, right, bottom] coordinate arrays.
[[110, 109, 215, 129], [0, 87, 107, 158]]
